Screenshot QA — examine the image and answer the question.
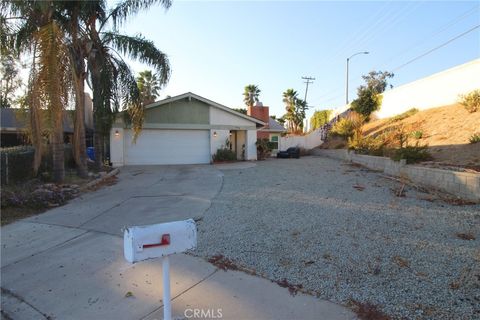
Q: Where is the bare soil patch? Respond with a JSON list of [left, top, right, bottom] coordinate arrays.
[[363, 104, 480, 170]]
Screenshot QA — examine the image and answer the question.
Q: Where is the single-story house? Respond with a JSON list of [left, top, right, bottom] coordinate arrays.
[[110, 92, 265, 166], [0, 93, 94, 148], [247, 102, 287, 151]]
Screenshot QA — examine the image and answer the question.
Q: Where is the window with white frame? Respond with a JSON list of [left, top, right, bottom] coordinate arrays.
[[270, 135, 279, 150]]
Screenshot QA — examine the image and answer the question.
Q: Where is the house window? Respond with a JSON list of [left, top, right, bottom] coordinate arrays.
[[270, 135, 279, 150]]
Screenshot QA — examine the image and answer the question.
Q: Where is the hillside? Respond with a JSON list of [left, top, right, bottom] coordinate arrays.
[[363, 103, 480, 170]]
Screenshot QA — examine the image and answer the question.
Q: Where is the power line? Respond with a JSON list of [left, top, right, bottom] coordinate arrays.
[[392, 24, 480, 72], [377, 5, 479, 69]]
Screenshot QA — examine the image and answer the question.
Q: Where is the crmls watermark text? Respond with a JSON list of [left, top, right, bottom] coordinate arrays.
[[184, 308, 223, 318]]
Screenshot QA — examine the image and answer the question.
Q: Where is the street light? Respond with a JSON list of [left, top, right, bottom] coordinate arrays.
[[346, 51, 369, 104]]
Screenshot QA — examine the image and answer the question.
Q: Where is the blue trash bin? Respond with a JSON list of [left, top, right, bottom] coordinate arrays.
[[87, 147, 95, 161]]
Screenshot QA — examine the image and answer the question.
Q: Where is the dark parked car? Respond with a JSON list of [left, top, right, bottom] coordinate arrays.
[[277, 147, 300, 159]]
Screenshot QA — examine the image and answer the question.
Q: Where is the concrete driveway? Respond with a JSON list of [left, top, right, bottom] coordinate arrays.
[[1, 164, 354, 320], [24, 165, 223, 235]]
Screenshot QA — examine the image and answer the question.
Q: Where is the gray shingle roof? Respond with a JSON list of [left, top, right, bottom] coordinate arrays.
[[1, 108, 75, 133], [267, 118, 287, 132]]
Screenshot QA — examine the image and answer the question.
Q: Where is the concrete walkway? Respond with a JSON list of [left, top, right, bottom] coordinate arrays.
[[1, 165, 355, 320]]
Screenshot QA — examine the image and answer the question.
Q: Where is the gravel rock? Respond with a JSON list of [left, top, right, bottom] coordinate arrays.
[[195, 156, 480, 319]]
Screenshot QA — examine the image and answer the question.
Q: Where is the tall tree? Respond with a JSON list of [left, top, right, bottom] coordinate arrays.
[[351, 70, 394, 118], [63, 1, 98, 178], [282, 89, 296, 132], [137, 70, 161, 105], [243, 84, 261, 107], [0, 53, 22, 108], [3, 0, 71, 182], [85, 0, 171, 167], [310, 109, 332, 130], [361, 70, 394, 94], [282, 88, 308, 134]]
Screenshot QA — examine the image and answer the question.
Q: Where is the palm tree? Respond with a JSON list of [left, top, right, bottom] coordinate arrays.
[[3, 0, 71, 182], [2, 0, 172, 174], [243, 84, 261, 107], [62, 1, 99, 178], [84, 0, 171, 167], [282, 89, 308, 133], [282, 89, 297, 132], [137, 70, 161, 105]]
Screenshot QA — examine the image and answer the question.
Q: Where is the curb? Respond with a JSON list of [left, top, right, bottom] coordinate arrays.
[[81, 168, 120, 191]]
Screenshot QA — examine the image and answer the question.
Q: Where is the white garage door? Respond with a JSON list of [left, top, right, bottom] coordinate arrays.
[[124, 129, 211, 165]]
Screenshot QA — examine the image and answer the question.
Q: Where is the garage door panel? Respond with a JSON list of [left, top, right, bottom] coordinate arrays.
[[124, 130, 210, 165]]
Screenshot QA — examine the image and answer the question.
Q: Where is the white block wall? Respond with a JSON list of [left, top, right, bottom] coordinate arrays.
[[279, 129, 324, 150], [329, 59, 480, 120], [376, 59, 480, 118]]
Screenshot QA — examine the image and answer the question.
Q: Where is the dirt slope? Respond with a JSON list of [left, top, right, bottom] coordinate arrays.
[[363, 104, 480, 169]]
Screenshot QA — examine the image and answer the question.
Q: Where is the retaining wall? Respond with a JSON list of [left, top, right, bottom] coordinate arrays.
[[314, 149, 480, 202]]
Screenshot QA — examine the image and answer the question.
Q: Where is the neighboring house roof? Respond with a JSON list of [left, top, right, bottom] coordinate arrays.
[[260, 118, 287, 133], [1, 108, 77, 133], [1, 108, 27, 131], [146, 92, 266, 126]]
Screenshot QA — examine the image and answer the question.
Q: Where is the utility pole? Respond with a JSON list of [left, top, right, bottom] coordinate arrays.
[[302, 76, 315, 104]]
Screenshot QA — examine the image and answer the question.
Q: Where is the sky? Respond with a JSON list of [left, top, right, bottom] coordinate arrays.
[[119, 0, 480, 119]]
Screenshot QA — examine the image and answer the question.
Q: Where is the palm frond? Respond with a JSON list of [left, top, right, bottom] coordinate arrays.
[[37, 21, 70, 112], [111, 55, 144, 141], [108, 0, 171, 29], [103, 31, 170, 85]]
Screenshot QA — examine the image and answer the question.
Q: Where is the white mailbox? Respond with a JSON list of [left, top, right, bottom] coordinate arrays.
[[124, 219, 197, 263], [123, 219, 197, 320]]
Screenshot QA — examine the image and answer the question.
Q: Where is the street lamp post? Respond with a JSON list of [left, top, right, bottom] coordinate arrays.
[[346, 51, 369, 105]]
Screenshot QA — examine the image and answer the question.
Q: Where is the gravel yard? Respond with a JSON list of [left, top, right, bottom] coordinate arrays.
[[195, 156, 480, 319]]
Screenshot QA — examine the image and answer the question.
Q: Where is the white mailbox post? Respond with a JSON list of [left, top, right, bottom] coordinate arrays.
[[124, 219, 197, 320]]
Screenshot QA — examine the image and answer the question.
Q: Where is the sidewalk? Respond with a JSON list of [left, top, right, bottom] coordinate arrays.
[[1, 221, 355, 320]]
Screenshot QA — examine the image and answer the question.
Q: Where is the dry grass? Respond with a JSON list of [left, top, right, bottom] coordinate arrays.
[[363, 104, 480, 169]]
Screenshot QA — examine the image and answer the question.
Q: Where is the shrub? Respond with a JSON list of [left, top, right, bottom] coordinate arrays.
[[351, 87, 382, 118], [212, 148, 237, 162], [329, 112, 365, 138], [411, 130, 423, 139], [391, 143, 432, 164], [310, 110, 332, 130], [1, 146, 35, 185], [347, 131, 384, 156], [459, 89, 480, 113], [256, 138, 274, 160], [469, 133, 480, 144], [388, 108, 419, 123]]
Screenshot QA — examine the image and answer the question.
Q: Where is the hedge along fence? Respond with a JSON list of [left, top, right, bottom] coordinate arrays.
[[1, 146, 34, 185], [1, 145, 75, 185]]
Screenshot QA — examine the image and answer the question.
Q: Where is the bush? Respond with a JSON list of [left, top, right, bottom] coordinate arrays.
[[469, 133, 480, 144], [459, 89, 480, 113], [391, 143, 432, 164], [411, 130, 423, 139], [329, 112, 365, 139], [351, 87, 382, 118], [1, 146, 35, 185], [388, 108, 419, 123], [212, 148, 237, 162], [256, 138, 274, 160], [347, 131, 384, 156], [310, 110, 332, 130]]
